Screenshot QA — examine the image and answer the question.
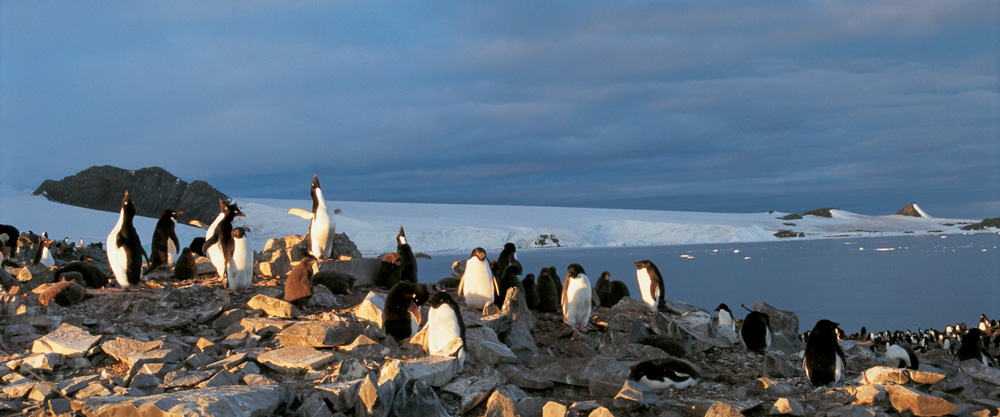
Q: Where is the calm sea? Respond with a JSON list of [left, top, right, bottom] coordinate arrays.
[[415, 232, 1000, 334]]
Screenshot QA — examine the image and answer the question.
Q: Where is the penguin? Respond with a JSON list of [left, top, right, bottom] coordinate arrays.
[[956, 328, 996, 366], [173, 247, 197, 281], [609, 280, 630, 307], [54, 255, 110, 288], [188, 237, 207, 257], [629, 358, 701, 390], [285, 252, 317, 306], [457, 247, 498, 311], [534, 267, 560, 313], [312, 269, 356, 295], [496, 263, 524, 305], [427, 290, 466, 365], [495, 243, 520, 285], [203, 199, 245, 280], [548, 266, 562, 296], [714, 303, 735, 332], [39, 279, 88, 307], [373, 252, 401, 289], [562, 263, 592, 333], [383, 282, 430, 341], [286, 174, 340, 259], [886, 343, 919, 370], [634, 260, 666, 313], [226, 227, 254, 292], [595, 271, 612, 307], [803, 319, 847, 386], [106, 191, 148, 289], [396, 225, 418, 283], [146, 209, 183, 273], [0, 233, 10, 266], [521, 273, 539, 310], [0, 224, 18, 261], [32, 238, 56, 268], [740, 309, 772, 353]]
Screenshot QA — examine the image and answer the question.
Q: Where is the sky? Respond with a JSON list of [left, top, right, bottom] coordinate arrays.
[[2, 2, 998, 219]]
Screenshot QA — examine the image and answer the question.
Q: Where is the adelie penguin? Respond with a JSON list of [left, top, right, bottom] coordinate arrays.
[[106, 191, 148, 289], [803, 319, 847, 386], [595, 271, 629, 308], [634, 260, 667, 313], [714, 303, 736, 332], [630, 358, 701, 390], [395, 225, 418, 283], [562, 263, 592, 333], [427, 291, 466, 366], [494, 243, 520, 285], [458, 247, 498, 311], [226, 227, 254, 292], [287, 174, 340, 259], [521, 273, 539, 310], [740, 307, 771, 353], [534, 267, 560, 313], [173, 247, 197, 281], [203, 199, 245, 280], [31, 238, 56, 268], [383, 282, 429, 341], [956, 328, 997, 366], [146, 209, 183, 274], [285, 251, 317, 306], [886, 342, 919, 370], [495, 263, 524, 305]]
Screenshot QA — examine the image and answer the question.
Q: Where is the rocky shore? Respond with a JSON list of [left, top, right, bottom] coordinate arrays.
[[0, 233, 998, 417]]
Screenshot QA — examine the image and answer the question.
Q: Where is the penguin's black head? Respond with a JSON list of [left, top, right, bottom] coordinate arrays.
[[411, 283, 430, 305], [567, 263, 586, 278], [429, 290, 454, 309], [634, 260, 650, 270], [812, 319, 840, 334], [312, 174, 321, 190], [714, 303, 731, 313], [523, 273, 535, 284], [502, 242, 516, 254], [121, 191, 136, 216], [162, 209, 183, 219], [397, 225, 407, 246], [502, 263, 522, 278], [232, 227, 250, 239], [471, 247, 487, 261], [599, 271, 611, 281]]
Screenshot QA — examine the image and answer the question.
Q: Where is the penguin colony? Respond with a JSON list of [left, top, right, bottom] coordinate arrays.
[[3, 175, 999, 397]]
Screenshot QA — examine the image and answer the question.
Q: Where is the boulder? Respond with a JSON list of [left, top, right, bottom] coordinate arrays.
[[886, 384, 957, 416], [357, 373, 394, 417], [613, 379, 657, 411], [354, 291, 386, 328], [392, 379, 449, 417], [650, 311, 729, 355], [80, 385, 286, 417], [276, 319, 361, 348], [247, 294, 299, 318], [484, 386, 523, 417], [705, 401, 745, 417], [31, 323, 100, 359], [397, 356, 461, 387], [862, 366, 909, 385], [756, 377, 797, 396], [498, 364, 553, 390], [442, 365, 504, 413], [467, 327, 519, 366], [313, 380, 362, 413], [752, 302, 802, 354], [771, 398, 806, 416], [256, 346, 335, 374]]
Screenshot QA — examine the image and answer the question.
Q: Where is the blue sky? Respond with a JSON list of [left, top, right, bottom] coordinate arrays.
[[2, 2, 998, 218]]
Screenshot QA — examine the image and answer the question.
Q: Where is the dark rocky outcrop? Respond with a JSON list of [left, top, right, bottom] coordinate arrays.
[[961, 217, 1000, 231], [33, 166, 229, 224], [895, 202, 927, 218], [778, 208, 838, 220]]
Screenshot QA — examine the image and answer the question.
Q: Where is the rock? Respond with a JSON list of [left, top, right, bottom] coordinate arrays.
[[317, 258, 377, 287], [650, 311, 729, 355], [247, 294, 300, 318], [613, 380, 656, 411], [770, 398, 805, 416], [535, 356, 629, 396], [937, 373, 977, 398], [862, 366, 910, 385], [542, 401, 568, 417], [31, 323, 100, 359], [763, 354, 802, 378], [853, 384, 887, 406], [907, 370, 946, 385], [467, 327, 519, 365], [307, 284, 337, 309], [886, 384, 957, 416], [339, 334, 390, 361], [398, 355, 461, 387], [357, 373, 394, 417], [705, 401, 745, 417], [498, 364, 553, 390], [756, 377, 797, 396], [200, 370, 240, 388], [442, 365, 504, 413], [277, 319, 361, 348], [960, 360, 1000, 386], [295, 391, 336, 417], [81, 385, 286, 416], [628, 319, 649, 343], [257, 345, 335, 374], [354, 291, 386, 328], [752, 302, 802, 354], [313, 380, 362, 413], [212, 309, 247, 332], [164, 370, 213, 389], [484, 386, 522, 417], [207, 352, 247, 371], [501, 286, 535, 330]]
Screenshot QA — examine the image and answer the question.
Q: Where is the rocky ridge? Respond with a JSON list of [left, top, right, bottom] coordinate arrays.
[[0, 235, 998, 417]]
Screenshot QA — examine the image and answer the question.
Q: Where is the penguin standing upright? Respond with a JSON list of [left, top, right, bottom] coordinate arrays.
[[715, 303, 736, 332], [629, 358, 701, 390], [457, 247, 498, 311], [285, 252, 317, 306], [396, 225, 418, 283], [173, 247, 197, 281], [374, 252, 401, 289], [956, 328, 996, 366], [427, 290, 466, 365], [106, 191, 148, 289], [803, 319, 847, 386], [226, 227, 254, 292], [634, 260, 666, 313], [147, 209, 183, 273], [287, 175, 340, 259], [562, 263, 592, 333], [595, 271, 612, 307], [384, 282, 430, 341], [547, 266, 562, 296], [495, 263, 524, 305], [534, 267, 560, 313], [495, 243, 519, 283], [32, 239, 56, 268], [203, 199, 245, 280], [740, 309, 772, 353], [521, 273, 539, 310]]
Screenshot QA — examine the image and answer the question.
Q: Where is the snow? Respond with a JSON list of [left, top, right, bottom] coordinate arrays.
[[0, 186, 990, 257]]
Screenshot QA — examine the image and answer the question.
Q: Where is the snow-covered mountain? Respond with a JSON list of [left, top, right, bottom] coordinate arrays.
[[1, 185, 989, 257]]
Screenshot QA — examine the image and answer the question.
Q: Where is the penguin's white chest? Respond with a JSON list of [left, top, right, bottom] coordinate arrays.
[[166, 237, 178, 267], [639, 374, 697, 390], [428, 305, 462, 355], [106, 210, 129, 286], [563, 275, 592, 328], [311, 204, 332, 257], [461, 258, 494, 310], [636, 269, 659, 310], [39, 247, 54, 267], [718, 310, 735, 331], [227, 236, 254, 291]]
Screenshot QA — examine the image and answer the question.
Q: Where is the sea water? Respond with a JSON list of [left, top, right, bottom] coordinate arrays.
[[416, 232, 1000, 334]]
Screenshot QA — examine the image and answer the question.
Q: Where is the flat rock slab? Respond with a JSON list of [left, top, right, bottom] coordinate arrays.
[[247, 294, 300, 318], [886, 384, 957, 416], [277, 320, 362, 348], [32, 323, 101, 359], [100, 338, 163, 363], [257, 345, 335, 374], [862, 366, 909, 385], [80, 385, 286, 417], [398, 356, 462, 387]]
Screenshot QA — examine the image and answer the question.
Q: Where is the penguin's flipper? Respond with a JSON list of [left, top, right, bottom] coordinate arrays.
[[415, 253, 432, 260], [457, 275, 465, 298], [561, 276, 570, 308], [287, 208, 313, 220], [203, 233, 220, 255], [492, 275, 501, 297], [188, 220, 209, 229]]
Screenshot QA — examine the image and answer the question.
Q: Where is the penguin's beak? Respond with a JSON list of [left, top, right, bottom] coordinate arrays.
[[408, 302, 422, 325]]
